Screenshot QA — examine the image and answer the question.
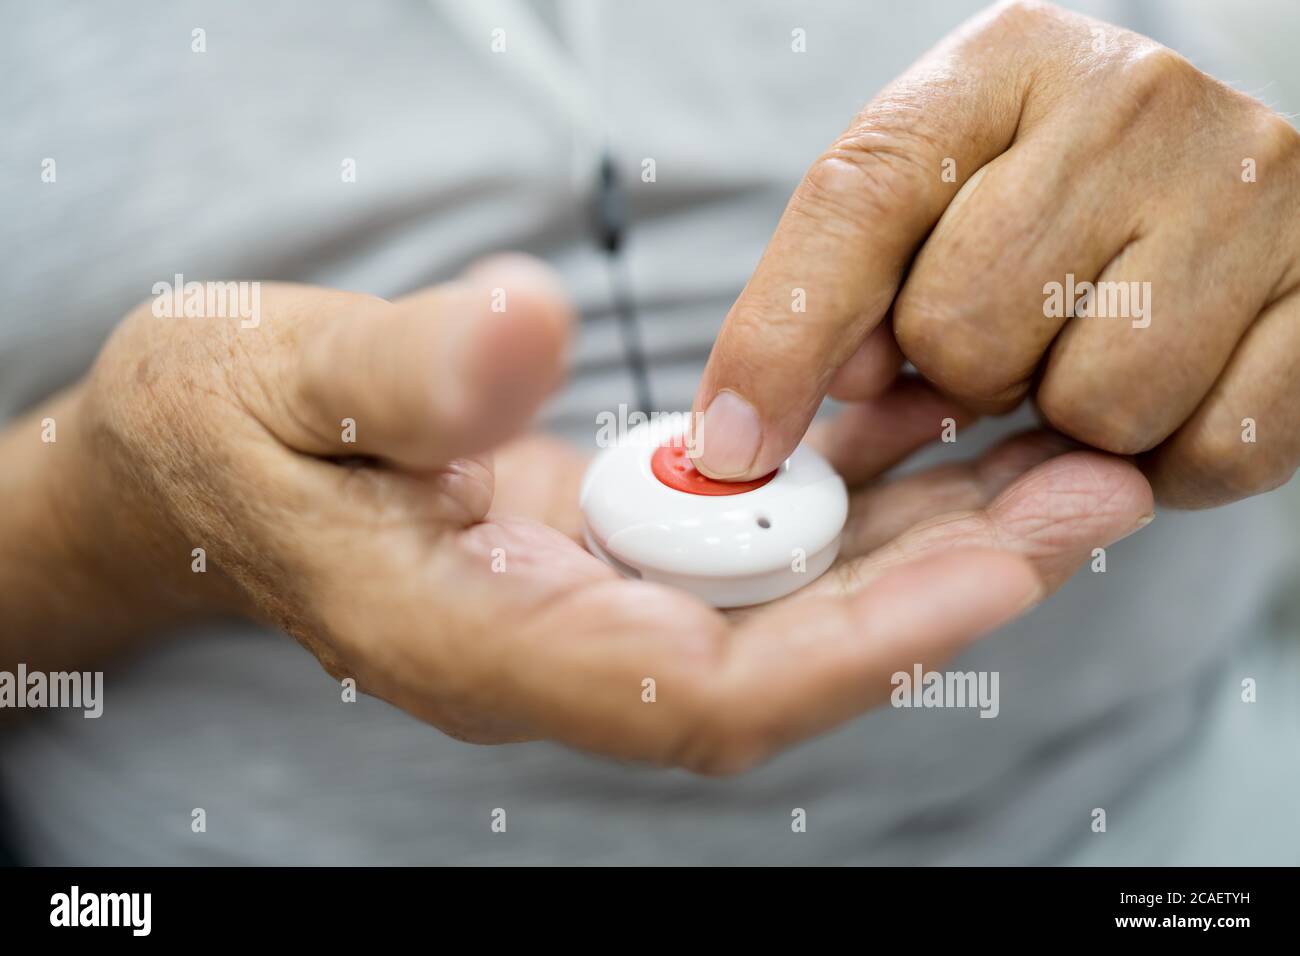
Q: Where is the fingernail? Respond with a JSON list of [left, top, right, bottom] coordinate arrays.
[[1015, 578, 1048, 615], [1117, 512, 1156, 542], [696, 390, 762, 478]]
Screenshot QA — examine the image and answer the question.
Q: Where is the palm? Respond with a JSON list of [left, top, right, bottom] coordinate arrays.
[[439, 425, 1150, 770]]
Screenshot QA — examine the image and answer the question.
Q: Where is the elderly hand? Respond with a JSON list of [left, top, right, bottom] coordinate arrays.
[[0, 251, 1151, 771], [691, 0, 1300, 509]]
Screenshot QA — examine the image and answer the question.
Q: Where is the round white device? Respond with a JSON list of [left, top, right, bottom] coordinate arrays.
[[580, 419, 848, 608]]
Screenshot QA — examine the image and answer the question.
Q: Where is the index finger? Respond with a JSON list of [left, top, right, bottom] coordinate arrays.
[[690, 4, 1042, 480]]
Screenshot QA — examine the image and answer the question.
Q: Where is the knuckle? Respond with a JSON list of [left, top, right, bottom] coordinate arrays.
[[1110, 45, 1201, 111], [1128, 45, 1195, 84], [1180, 426, 1295, 499], [1249, 108, 1300, 169], [984, 0, 1059, 31], [1036, 381, 1161, 455], [893, 289, 1028, 402], [291, 323, 339, 414], [798, 122, 939, 230]]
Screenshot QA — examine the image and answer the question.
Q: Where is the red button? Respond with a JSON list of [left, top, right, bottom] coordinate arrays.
[[650, 444, 777, 496]]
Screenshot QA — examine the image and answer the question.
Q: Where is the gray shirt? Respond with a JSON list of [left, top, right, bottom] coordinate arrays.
[[1, 0, 1296, 864]]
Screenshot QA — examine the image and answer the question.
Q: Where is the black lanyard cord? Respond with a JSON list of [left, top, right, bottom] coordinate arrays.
[[592, 152, 654, 415]]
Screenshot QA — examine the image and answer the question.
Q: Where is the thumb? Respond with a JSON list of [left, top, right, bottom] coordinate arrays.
[[286, 254, 573, 469]]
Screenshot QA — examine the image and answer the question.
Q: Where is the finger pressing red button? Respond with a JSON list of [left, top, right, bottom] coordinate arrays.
[[650, 444, 777, 496]]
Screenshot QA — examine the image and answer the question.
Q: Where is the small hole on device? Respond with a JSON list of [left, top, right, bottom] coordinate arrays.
[[756, 516, 771, 529]]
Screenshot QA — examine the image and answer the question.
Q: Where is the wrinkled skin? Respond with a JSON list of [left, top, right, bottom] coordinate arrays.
[[44, 258, 1149, 775], [693, 0, 1300, 511]]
